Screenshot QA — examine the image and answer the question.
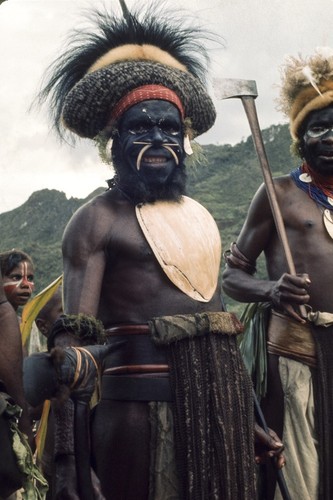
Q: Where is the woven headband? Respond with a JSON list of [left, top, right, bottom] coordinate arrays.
[[290, 82, 333, 139], [110, 84, 185, 122], [62, 60, 216, 138]]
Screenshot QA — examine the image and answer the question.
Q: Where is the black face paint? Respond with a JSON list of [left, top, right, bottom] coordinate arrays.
[[302, 106, 333, 176], [112, 100, 187, 203]]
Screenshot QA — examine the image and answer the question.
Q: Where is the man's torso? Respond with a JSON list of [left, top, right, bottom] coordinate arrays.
[[266, 175, 333, 313]]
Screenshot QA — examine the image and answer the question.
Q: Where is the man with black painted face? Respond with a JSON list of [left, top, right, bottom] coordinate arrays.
[[112, 100, 187, 204], [222, 49, 333, 500], [34, 5, 285, 499]]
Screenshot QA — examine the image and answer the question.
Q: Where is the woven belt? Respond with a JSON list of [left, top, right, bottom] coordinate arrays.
[[267, 310, 316, 367], [103, 324, 168, 367], [104, 364, 169, 375], [105, 324, 150, 336], [102, 324, 171, 400]]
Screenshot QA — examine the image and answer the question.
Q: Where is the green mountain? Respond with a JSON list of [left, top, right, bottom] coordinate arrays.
[[0, 187, 105, 294], [0, 123, 299, 313]]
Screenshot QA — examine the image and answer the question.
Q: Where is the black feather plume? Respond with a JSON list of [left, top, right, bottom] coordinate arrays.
[[38, 1, 219, 137]]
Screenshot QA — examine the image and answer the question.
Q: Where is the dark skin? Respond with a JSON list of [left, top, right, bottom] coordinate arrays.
[[0, 268, 34, 449], [2, 259, 35, 358], [35, 288, 63, 340], [62, 102, 215, 327], [56, 100, 284, 499], [222, 104, 333, 498], [223, 105, 333, 317]]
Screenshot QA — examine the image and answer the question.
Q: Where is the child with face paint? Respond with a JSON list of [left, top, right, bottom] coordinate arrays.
[[0, 250, 35, 311], [0, 249, 42, 356]]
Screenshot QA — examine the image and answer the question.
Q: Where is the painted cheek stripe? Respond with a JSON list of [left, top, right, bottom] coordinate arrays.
[[3, 280, 21, 289]]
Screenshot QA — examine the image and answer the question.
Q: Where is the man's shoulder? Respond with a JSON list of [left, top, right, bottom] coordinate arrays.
[[273, 173, 298, 192], [75, 189, 119, 215], [87, 188, 116, 206], [64, 190, 121, 234]]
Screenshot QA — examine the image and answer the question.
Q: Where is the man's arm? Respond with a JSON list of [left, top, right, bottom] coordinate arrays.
[[62, 202, 108, 317], [48, 200, 111, 498], [48, 201, 109, 350], [222, 183, 310, 322]]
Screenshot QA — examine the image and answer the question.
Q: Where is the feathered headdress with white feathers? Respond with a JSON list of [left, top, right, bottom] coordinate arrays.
[[277, 47, 333, 140]]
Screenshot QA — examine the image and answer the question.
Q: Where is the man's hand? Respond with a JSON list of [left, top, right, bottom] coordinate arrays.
[[270, 273, 311, 323], [254, 423, 285, 469]]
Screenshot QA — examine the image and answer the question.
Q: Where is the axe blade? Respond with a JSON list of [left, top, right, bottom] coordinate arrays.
[[213, 77, 258, 100]]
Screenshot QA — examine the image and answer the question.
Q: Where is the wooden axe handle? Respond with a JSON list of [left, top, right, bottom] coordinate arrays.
[[240, 96, 307, 318], [253, 389, 292, 500]]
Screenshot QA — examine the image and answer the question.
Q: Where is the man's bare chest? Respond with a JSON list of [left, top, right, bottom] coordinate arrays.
[[281, 188, 330, 237], [106, 197, 221, 302]]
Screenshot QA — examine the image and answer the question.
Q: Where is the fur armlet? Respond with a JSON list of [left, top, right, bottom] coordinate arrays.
[[224, 242, 257, 275], [47, 314, 105, 351]]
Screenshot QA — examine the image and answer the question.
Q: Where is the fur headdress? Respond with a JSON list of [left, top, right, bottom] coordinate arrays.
[[39, 2, 217, 140], [277, 47, 333, 140]]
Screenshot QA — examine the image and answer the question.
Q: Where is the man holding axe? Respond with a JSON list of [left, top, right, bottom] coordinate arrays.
[[222, 48, 333, 500]]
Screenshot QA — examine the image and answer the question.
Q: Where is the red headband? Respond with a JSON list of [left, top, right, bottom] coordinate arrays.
[[111, 84, 185, 121]]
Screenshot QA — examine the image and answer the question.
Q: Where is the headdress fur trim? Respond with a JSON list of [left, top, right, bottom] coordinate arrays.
[[277, 47, 333, 139], [87, 44, 188, 74], [290, 85, 333, 139]]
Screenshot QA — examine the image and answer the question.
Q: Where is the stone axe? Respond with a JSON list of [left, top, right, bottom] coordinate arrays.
[[213, 77, 307, 319]]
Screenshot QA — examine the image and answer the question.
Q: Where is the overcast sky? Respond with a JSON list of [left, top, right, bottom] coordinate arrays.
[[1, 0, 333, 214]]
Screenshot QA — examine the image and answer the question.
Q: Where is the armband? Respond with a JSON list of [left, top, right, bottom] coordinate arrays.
[[224, 242, 257, 275], [47, 313, 105, 351]]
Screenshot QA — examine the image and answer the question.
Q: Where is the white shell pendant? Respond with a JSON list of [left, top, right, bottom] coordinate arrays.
[[299, 173, 312, 183], [323, 209, 333, 239], [328, 197, 333, 206]]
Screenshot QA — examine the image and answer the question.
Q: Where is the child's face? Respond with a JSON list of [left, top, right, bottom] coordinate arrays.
[[3, 261, 34, 309]]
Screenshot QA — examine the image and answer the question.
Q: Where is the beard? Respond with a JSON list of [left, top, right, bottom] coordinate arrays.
[[112, 149, 187, 205]]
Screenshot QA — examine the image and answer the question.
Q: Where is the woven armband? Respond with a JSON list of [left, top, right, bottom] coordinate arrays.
[[224, 242, 257, 275], [53, 399, 75, 457]]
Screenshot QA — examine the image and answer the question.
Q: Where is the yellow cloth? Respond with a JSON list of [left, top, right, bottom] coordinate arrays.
[[20, 275, 62, 347], [275, 357, 319, 500]]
